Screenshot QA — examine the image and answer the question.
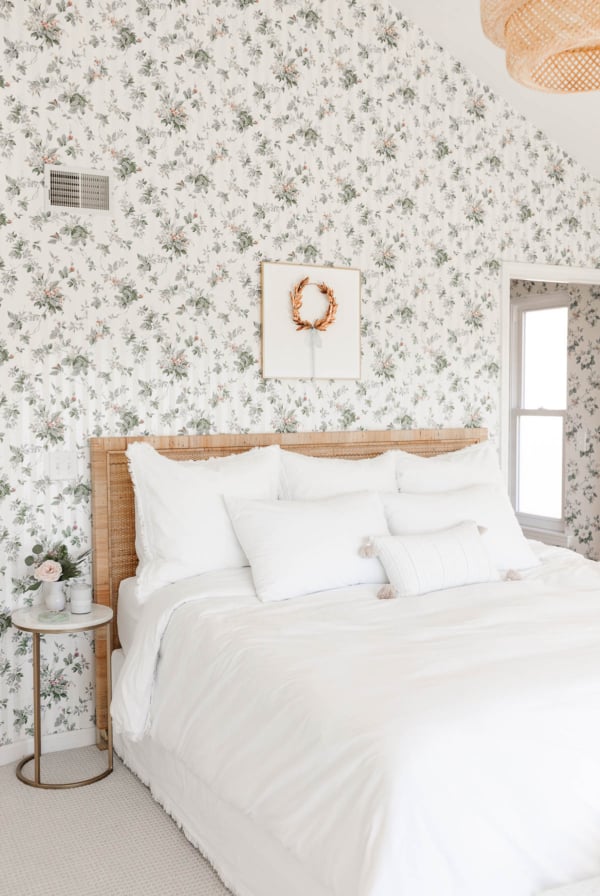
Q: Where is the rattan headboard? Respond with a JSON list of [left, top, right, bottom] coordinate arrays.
[[90, 427, 487, 733]]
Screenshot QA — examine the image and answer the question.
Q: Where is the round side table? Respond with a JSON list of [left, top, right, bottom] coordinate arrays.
[[11, 603, 114, 789]]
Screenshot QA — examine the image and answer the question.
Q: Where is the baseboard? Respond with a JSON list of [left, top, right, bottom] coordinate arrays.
[[0, 727, 97, 767]]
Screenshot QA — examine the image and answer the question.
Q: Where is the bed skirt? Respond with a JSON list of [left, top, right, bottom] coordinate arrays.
[[112, 651, 329, 896]]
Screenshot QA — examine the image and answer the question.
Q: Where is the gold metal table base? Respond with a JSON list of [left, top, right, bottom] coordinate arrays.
[[16, 753, 112, 789], [15, 614, 113, 789]]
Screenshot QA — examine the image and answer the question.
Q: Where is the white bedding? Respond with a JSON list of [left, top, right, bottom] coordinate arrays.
[[112, 544, 600, 896], [116, 576, 143, 655]]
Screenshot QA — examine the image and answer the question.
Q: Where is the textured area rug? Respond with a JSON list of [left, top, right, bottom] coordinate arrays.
[[0, 746, 232, 896]]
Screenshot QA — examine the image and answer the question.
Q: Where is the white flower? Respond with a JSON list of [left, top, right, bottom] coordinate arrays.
[[33, 560, 62, 582]]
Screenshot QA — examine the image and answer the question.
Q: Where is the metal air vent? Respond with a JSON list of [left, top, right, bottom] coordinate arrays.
[[45, 167, 111, 214]]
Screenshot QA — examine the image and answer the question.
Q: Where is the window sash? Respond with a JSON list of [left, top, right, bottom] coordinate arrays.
[[510, 409, 566, 529]]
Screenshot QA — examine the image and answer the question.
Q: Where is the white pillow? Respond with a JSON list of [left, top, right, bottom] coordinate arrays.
[[395, 440, 503, 493], [372, 522, 499, 598], [127, 443, 281, 601], [280, 449, 397, 500], [225, 492, 389, 602], [383, 484, 538, 571]]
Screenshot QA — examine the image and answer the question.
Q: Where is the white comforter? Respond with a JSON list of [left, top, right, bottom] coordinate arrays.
[[112, 545, 600, 896]]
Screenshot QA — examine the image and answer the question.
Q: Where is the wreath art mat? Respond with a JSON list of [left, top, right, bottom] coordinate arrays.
[[261, 261, 361, 380]]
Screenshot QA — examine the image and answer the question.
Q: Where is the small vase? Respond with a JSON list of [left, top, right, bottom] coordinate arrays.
[[44, 580, 65, 612]]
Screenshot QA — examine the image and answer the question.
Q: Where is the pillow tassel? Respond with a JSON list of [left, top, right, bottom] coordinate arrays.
[[359, 538, 377, 558], [377, 584, 397, 600]]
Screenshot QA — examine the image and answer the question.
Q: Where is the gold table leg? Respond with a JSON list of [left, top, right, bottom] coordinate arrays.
[[106, 619, 113, 772], [33, 632, 41, 783], [16, 623, 113, 789]]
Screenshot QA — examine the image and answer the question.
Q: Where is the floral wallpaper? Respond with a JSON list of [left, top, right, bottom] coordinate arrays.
[[512, 279, 600, 560], [1, 0, 599, 758]]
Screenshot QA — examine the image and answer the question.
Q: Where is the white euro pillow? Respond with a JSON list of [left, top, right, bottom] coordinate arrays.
[[127, 443, 281, 601], [280, 449, 397, 500], [395, 440, 503, 493], [372, 522, 499, 598], [383, 484, 538, 571], [225, 492, 389, 602]]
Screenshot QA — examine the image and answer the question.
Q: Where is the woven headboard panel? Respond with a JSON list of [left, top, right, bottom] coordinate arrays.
[[90, 427, 487, 732]]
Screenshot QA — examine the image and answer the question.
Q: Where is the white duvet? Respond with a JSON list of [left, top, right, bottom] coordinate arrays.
[[112, 545, 600, 896]]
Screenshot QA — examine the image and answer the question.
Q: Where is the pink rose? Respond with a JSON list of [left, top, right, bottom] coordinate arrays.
[[34, 560, 62, 582]]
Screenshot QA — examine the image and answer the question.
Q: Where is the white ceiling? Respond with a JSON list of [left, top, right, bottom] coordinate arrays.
[[396, 0, 600, 181]]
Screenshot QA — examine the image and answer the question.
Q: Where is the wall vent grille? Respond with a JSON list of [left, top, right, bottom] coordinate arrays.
[[46, 168, 111, 214]]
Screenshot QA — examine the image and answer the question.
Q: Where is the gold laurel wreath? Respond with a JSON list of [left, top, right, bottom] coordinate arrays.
[[290, 277, 338, 332]]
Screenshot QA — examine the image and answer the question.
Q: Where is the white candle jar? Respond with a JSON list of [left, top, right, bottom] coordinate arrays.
[[70, 581, 93, 614]]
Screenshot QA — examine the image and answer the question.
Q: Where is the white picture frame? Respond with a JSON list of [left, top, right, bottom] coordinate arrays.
[[261, 261, 361, 380]]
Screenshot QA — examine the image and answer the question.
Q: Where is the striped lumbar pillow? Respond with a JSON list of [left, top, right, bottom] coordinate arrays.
[[370, 521, 499, 599]]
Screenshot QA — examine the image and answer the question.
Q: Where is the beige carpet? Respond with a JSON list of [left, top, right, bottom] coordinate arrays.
[[0, 746, 232, 896], [4, 747, 599, 896]]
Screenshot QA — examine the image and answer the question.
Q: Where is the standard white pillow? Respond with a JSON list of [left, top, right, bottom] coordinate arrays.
[[280, 449, 397, 500], [372, 522, 499, 598], [225, 492, 389, 602], [383, 484, 538, 571], [127, 443, 281, 601], [395, 440, 503, 493]]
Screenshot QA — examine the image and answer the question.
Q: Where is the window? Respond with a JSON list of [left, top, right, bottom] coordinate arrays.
[[510, 292, 569, 540]]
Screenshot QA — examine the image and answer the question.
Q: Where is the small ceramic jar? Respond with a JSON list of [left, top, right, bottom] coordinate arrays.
[[70, 581, 93, 614]]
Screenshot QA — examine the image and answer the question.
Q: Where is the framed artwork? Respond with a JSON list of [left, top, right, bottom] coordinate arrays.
[[261, 261, 361, 379]]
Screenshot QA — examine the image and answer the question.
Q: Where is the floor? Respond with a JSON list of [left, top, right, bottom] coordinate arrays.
[[0, 746, 232, 896]]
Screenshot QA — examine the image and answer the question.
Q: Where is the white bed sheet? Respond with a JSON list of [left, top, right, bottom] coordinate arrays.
[[112, 544, 600, 896], [116, 576, 143, 656], [112, 646, 125, 686]]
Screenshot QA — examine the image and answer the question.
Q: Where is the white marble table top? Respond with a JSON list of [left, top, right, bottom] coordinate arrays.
[[11, 603, 113, 633]]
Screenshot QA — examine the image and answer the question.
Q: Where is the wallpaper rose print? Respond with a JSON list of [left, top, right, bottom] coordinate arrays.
[[0, 0, 599, 756]]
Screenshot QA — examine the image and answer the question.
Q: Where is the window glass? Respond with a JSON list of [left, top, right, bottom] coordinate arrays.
[[522, 306, 568, 410], [517, 415, 563, 519]]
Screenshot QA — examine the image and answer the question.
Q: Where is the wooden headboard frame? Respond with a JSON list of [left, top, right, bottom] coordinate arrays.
[[90, 427, 487, 735]]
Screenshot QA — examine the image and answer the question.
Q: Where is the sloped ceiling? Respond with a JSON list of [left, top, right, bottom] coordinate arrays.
[[397, 0, 600, 181]]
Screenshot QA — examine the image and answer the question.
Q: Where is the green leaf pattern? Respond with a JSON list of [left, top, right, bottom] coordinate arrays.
[[0, 0, 599, 753]]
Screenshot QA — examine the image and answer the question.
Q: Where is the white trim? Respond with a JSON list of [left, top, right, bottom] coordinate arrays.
[[523, 527, 574, 549], [499, 261, 600, 479], [509, 289, 569, 531], [511, 291, 571, 314], [0, 726, 96, 768], [500, 262, 600, 544], [519, 511, 565, 534]]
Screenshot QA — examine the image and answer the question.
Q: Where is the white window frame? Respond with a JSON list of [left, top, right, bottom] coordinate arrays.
[[509, 291, 568, 539], [500, 262, 600, 549]]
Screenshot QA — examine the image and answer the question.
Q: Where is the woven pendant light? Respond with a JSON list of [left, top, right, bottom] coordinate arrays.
[[481, 0, 600, 93]]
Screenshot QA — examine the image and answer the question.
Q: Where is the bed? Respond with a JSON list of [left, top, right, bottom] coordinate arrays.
[[90, 428, 600, 896]]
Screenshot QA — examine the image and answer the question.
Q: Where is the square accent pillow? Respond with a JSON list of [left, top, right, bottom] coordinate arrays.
[[280, 449, 397, 500], [225, 492, 389, 601], [382, 484, 538, 571], [127, 443, 281, 601], [372, 522, 499, 598]]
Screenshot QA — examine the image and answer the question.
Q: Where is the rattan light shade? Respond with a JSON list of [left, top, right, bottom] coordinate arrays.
[[481, 0, 600, 93]]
